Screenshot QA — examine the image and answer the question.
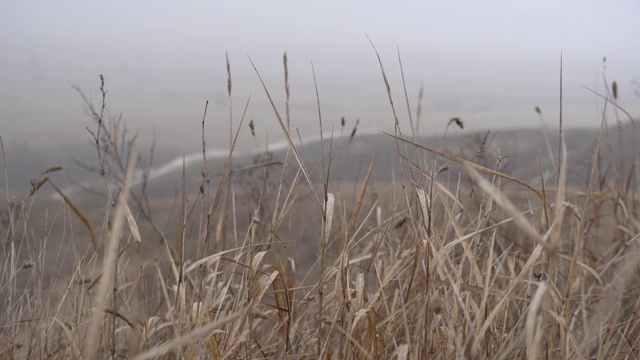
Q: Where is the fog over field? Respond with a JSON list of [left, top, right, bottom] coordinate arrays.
[[1, 1, 639, 195], [3, 3, 640, 358]]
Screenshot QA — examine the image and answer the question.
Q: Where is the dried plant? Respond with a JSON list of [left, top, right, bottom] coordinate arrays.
[[0, 49, 638, 360]]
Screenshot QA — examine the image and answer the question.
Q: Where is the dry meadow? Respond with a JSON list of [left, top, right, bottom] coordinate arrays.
[[1, 53, 639, 359]]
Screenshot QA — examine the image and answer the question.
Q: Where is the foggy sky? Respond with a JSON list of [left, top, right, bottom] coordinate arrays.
[[1, 0, 639, 158]]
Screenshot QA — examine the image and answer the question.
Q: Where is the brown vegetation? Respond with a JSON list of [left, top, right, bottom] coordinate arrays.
[[0, 52, 639, 359]]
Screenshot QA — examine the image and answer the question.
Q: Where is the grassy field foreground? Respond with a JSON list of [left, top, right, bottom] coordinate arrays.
[[1, 54, 640, 359]]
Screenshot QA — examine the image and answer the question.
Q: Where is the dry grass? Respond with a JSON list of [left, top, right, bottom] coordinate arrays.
[[0, 53, 639, 360]]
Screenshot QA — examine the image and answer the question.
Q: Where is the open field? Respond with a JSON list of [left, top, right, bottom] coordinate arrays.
[[1, 56, 639, 359]]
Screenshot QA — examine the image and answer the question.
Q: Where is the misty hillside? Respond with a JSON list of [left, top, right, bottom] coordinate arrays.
[[32, 119, 637, 204]]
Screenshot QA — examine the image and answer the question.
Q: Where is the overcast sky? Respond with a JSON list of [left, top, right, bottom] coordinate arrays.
[[1, 0, 639, 156]]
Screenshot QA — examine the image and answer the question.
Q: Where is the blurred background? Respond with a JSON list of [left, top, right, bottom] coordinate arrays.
[[1, 0, 639, 195]]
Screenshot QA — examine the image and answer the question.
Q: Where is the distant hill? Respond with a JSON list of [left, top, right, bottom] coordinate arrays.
[[3, 120, 636, 202], [63, 119, 639, 202]]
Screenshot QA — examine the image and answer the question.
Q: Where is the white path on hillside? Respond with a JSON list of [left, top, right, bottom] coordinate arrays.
[[141, 128, 385, 184]]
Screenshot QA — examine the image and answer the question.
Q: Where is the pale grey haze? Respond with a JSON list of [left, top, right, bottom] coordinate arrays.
[[1, 0, 639, 194]]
